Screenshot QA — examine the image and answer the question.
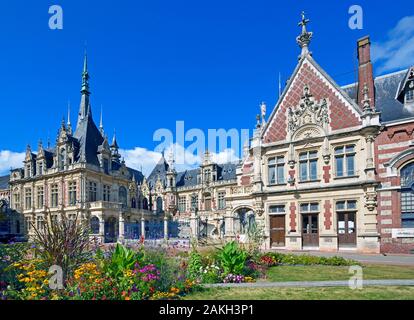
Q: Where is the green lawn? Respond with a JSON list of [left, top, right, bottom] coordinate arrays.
[[264, 264, 414, 282], [185, 286, 414, 300]]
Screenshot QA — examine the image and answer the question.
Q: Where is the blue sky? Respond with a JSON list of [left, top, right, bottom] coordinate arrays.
[[0, 0, 413, 175]]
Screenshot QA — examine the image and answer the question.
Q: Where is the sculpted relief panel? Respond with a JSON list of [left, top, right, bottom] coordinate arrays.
[[288, 85, 330, 137]]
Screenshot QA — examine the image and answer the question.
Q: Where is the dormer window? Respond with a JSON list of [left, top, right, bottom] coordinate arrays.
[[407, 84, 414, 102], [38, 162, 43, 176]]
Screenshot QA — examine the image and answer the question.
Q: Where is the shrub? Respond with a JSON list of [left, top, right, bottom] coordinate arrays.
[[264, 252, 358, 266], [31, 211, 92, 280], [217, 241, 248, 276], [188, 249, 203, 281]]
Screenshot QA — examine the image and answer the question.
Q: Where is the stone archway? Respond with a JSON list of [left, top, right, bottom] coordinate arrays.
[[233, 207, 255, 237]]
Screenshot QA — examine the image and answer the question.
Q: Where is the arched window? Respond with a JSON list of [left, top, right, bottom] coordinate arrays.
[[156, 197, 163, 213], [401, 163, 414, 228], [131, 197, 136, 209], [143, 198, 149, 210], [118, 186, 128, 208], [90, 216, 100, 234]]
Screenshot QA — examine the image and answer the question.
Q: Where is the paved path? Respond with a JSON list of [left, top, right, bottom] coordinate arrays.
[[204, 279, 414, 288], [272, 250, 414, 266]]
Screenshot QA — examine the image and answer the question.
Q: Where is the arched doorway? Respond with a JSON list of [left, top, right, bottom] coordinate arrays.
[[234, 208, 255, 236], [105, 217, 118, 243]]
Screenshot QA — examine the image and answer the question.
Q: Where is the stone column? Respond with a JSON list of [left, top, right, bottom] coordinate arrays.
[[164, 216, 169, 241], [99, 217, 105, 236], [224, 212, 234, 240], [141, 217, 146, 239], [118, 214, 125, 242], [190, 212, 199, 239], [366, 135, 375, 169]]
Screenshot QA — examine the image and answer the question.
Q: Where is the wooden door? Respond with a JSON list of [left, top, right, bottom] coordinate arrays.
[[338, 212, 356, 246], [302, 214, 319, 247], [270, 215, 285, 247]]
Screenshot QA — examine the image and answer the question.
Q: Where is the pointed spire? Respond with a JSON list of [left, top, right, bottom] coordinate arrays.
[[99, 105, 104, 135], [81, 52, 90, 95], [111, 129, 119, 149], [296, 11, 313, 59], [67, 101, 72, 135], [76, 51, 92, 126]]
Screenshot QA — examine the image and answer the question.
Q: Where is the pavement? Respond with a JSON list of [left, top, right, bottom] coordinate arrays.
[[204, 279, 414, 288], [271, 250, 414, 266]]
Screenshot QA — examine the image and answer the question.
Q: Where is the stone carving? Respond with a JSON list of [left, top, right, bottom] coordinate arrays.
[[365, 191, 377, 212], [288, 85, 329, 134]]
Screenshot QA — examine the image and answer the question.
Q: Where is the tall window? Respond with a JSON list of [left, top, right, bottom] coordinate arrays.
[[13, 193, 20, 210], [25, 216, 32, 233], [104, 158, 110, 174], [103, 185, 111, 202], [25, 164, 31, 178], [36, 186, 44, 209], [119, 186, 127, 207], [59, 149, 65, 171], [204, 169, 211, 183], [178, 197, 187, 212], [218, 191, 226, 210], [25, 188, 32, 210], [68, 182, 77, 206], [38, 162, 43, 176], [36, 215, 45, 230], [335, 145, 356, 177], [89, 181, 97, 202], [401, 163, 414, 228], [51, 184, 59, 208], [406, 87, 414, 102], [268, 156, 285, 185], [299, 151, 318, 182], [191, 194, 198, 211]]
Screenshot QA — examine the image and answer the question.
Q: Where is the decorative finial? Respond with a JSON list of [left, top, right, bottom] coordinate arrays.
[[81, 51, 90, 94], [296, 11, 313, 58], [362, 83, 372, 112], [260, 102, 267, 124], [256, 114, 261, 129]]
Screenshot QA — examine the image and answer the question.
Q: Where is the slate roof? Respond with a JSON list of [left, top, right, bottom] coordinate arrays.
[[73, 114, 104, 166], [342, 69, 409, 123], [0, 175, 10, 190], [147, 156, 170, 188]]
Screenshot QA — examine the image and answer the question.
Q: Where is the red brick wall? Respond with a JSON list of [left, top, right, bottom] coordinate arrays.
[[263, 61, 361, 144], [375, 122, 414, 253]]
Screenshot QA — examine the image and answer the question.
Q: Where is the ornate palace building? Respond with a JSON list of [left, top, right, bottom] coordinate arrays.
[[2, 14, 414, 253]]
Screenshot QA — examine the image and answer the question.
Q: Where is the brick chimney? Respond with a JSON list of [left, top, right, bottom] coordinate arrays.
[[357, 36, 375, 109]]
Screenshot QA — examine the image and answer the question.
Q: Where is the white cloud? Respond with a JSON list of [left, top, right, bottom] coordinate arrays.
[[0, 150, 25, 176], [120, 147, 163, 177], [372, 16, 414, 73]]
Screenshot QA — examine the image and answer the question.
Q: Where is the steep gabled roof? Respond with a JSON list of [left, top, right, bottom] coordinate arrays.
[[74, 114, 104, 166], [262, 55, 363, 143], [147, 155, 169, 188]]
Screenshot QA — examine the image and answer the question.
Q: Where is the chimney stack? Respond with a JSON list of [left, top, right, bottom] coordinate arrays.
[[357, 36, 375, 109]]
